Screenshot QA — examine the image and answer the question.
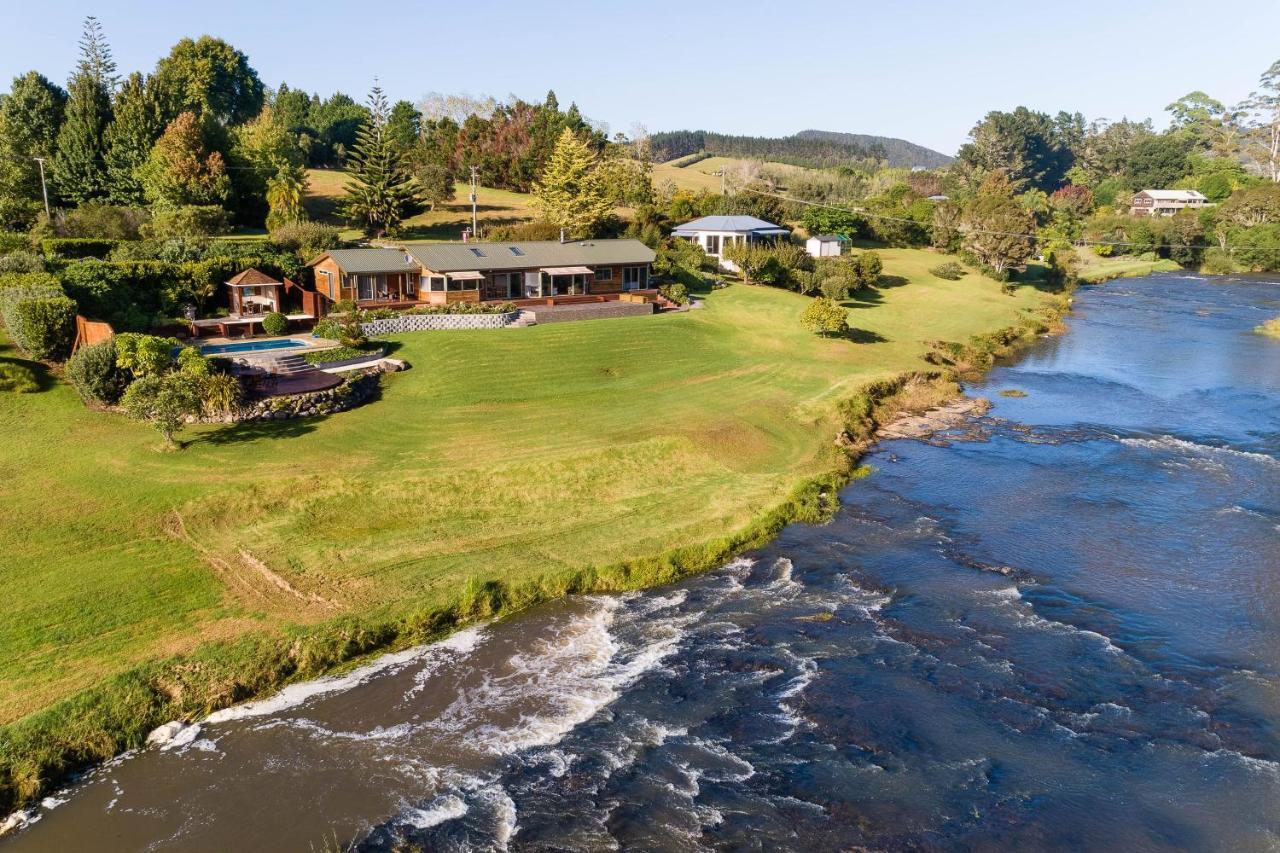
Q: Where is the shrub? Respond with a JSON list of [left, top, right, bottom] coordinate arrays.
[[1138, 250, 1159, 262], [658, 282, 689, 305], [486, 220, 564, 242], [200, 373, 243, 417], [66, 339, 126, 403], [120, 372, 203, 447], [176, 346, 212, 377], [800, 297, 849, 336], [0, 362, 39, 393], [40, 238, 120, 260], [402, 302, 516, 316], [0, 233, 32, 254], [114, 332, 178, 376], [303, 343, 380, 365], [312, 317, 343, 340], [854, 250, 883, 287], [0, 251, 44, 274], [269, 222, 342, 259], [929, 261, 966, 280], [9, 296, 77, 361], [34, 205, 148, 240], [1201, 247, 1237, 275], [141, 206, 230, 239], [819, 277, 850, 301], [261, 311, 288, 336]]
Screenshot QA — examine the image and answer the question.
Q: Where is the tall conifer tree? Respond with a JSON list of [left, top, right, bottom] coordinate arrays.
[[341, 84, 420, 236], [52, 17, 116, 203]]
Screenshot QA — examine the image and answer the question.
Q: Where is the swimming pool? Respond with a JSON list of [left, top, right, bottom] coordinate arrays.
[[199, 338, 310, 356]]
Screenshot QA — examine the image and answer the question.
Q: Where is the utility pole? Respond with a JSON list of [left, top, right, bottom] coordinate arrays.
[[33, 157, 50, 218], [469, 165, 479, 239]]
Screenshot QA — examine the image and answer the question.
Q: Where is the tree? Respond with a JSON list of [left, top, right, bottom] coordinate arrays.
[[52, 17, 117, 204], [266, 163, 308, 228], [532, 127, 613, 237], [801, 206, 864, 238], [341, 84, 420, 236], [152, 36, 264, 126], [1123, 134, 1193, 190], [386, 100, 422, 152], [120, 372, 202, 447], [956, 107, 1074, 193], [960, 173, 1035, 276], [1216, 183, 1280, 229], [1165, 91, 1241, 158], [800, 297, 849, 336], [102, 72, 164, 204], [137, 112, 232, 207], [231, 107, 307, 225], [1239, 59, 1280, 182], [0, 72, 67, 217]]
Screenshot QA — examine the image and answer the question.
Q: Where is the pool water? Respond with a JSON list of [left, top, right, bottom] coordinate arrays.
[[199, 338, 310, 356]]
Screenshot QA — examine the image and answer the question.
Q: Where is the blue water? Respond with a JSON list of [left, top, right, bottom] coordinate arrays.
[[7, 274, 1279, 851], [198, 338, 309, 355]]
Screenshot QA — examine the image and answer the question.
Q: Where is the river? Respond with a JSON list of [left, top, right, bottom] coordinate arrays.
[[6, 273, 1279, 851]]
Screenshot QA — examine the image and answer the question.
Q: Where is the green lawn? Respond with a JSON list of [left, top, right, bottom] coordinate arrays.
[[1076, 252, 1182, 283], [0, 248, 1050, 724], [305, 168, 538, 241], [652, 156, 817, 194]]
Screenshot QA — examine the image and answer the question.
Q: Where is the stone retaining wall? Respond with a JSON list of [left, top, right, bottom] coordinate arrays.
[[360, 311, 518, 336], [236, 371, 382, 422]]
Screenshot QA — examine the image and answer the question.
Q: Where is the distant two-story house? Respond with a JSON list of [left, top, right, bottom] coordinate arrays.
[[671, 215, 791, 271], [307, 239, 656, 310], [1129, 189, 1210, 217]]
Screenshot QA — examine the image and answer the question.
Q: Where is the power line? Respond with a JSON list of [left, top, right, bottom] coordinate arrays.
[[738, 186, 1280, 257]]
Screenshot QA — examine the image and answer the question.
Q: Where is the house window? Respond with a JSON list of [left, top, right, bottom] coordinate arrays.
[[429, 276, 446, 292], [509, 246, 525, 256], [447, 277, 469, 291], [469, 247, 486, 257], [622, 266, 646, 290], [594, 267, 612, 281], [705, 235, 720, 255], [405, 275, 416, 296], [358, 275, 375, 301]]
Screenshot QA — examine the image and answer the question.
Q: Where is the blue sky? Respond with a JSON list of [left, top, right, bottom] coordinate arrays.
[[2, 0, 1277, 155]]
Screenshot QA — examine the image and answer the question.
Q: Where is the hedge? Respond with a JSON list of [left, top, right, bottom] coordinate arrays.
[[0, 233, 31, 254], [40, 238, 120, 260], [6, 296, 77, 360], [58, 254, 307, 331]]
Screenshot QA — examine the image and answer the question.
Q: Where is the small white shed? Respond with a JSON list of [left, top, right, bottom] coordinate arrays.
[[806, 234, 847, 259]]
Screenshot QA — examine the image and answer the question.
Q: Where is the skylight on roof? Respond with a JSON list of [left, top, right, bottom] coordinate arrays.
[[469, 247, 486, 257], [509, 246, 525, 256]]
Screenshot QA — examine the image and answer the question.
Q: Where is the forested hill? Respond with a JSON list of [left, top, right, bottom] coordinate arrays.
[[795, 129, 953, 169], [649, 129, 951, 170]]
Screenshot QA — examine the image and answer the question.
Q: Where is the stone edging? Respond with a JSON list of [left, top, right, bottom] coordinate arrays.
[[205, 371, 383, 423], [359, 311, 518, 335]]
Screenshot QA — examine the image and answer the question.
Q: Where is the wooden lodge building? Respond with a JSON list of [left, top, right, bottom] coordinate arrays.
[[307, 239, 657, 310]]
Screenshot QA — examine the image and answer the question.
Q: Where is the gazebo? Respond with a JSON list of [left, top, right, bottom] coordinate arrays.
[[225, 268, 283, 316]]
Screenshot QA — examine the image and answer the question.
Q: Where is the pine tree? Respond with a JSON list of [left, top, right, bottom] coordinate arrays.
[[532, 127, 613, 237], [340, 84, 420, 236], [102, 72, 163, 205], [51, 17, 117, 204]]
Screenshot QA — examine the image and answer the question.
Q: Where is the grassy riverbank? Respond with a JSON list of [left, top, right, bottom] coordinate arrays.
[[0, 248, 1065, 812], [1076, 253, 1182, 283]]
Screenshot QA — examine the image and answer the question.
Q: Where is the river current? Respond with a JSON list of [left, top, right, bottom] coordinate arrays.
[[6, 273, 1279, 851]]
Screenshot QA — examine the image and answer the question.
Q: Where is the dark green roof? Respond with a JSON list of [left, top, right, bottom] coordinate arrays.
[[403, 239, 656, 273], [311, 248, 417, 274]]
